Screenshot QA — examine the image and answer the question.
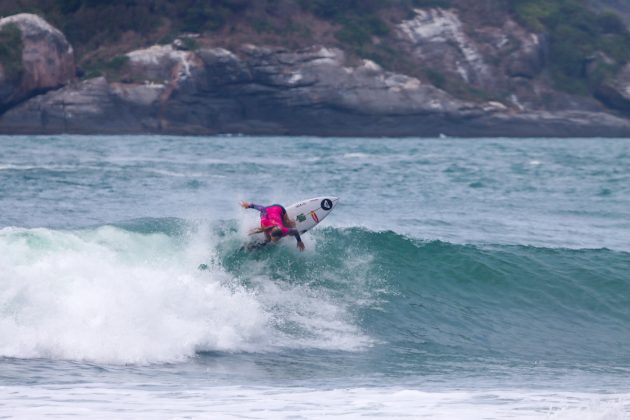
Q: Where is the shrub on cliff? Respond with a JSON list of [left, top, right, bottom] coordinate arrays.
[[299, 0, 390, 46], [298, 0, 409, 72], [182, 0, 250, 32], [0, 0, 253, 58], [83, 55, 129, 80]]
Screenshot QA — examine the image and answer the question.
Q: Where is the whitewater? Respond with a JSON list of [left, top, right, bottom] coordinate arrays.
[[0, 135, 629, 419]]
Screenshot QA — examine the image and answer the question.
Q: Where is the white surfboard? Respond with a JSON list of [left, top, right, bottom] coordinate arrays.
[[286, 196, 339, 234]]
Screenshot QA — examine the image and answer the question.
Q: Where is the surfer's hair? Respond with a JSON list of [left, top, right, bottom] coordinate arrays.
[[249, 226, 283, 238]]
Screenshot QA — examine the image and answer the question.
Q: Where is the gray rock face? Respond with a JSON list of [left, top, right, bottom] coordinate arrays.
[[125, 45, 203, 85], [396, 9, 546, 85], [396, 8, 551, 108], [167, 45, 477, 132], [1, 43, 494, 135], [3, 42, 630, 137], [401, 7, 613, 117], [0, 77, 156, 134], [397, 9, 494, 88], [0, 14, 75, 110]]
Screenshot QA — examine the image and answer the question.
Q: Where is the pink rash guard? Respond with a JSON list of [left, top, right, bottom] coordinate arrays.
[[248, 203, 302, 242], [260, 205, 290, 236]]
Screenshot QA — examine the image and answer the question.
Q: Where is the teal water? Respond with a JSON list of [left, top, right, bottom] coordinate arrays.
[[0, 136, 629, 418]]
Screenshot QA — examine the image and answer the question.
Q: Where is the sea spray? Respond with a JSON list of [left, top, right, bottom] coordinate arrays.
[[0, 221, 372, 364], [0, 224, 272, 363]]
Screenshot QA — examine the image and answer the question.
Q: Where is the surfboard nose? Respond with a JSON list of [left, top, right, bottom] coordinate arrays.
[[320, 197, 338, 211]]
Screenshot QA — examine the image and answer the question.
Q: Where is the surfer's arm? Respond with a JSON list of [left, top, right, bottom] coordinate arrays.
[[240, 201, 266, 213], [286, 229, 305, 251]]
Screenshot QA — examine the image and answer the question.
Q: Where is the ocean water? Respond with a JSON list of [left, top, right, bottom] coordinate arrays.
[[0, 135, 629, 419]]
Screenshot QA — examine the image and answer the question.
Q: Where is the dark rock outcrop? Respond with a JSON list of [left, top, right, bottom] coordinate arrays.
[[0, 14, 75, 111], [594, 63, 630, 112], [4, 42, 630, 137], [0, 77, 153, 134]]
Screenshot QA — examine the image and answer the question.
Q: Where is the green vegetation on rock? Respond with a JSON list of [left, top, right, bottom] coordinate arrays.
[[299, 0, 390, 48], [0, 23, 23, 83], [509, 0, 630, 94], [0, 0, 251, 60], [296, 0, 423, 73], [178, 37, 200, 51], [83, 55, 129, 80], [182, 0, 250, 32]]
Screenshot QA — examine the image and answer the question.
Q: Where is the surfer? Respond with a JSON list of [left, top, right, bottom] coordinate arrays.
[[240, 201, 305, 251]]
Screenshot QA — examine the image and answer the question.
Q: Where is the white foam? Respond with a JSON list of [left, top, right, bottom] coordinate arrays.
[[0, 386, 627, 419], [0, 164, 86, 171], [0, 224, 368, 364], [343, 152, 371, 159]]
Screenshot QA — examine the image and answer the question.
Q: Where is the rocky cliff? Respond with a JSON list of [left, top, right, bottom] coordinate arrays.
[[0, 14, 74, 113], [2, 5, 630, 137]]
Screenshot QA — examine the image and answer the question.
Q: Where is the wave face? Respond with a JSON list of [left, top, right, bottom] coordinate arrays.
[[315, 228, 630, 364], [1, 220, 629, 367]]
